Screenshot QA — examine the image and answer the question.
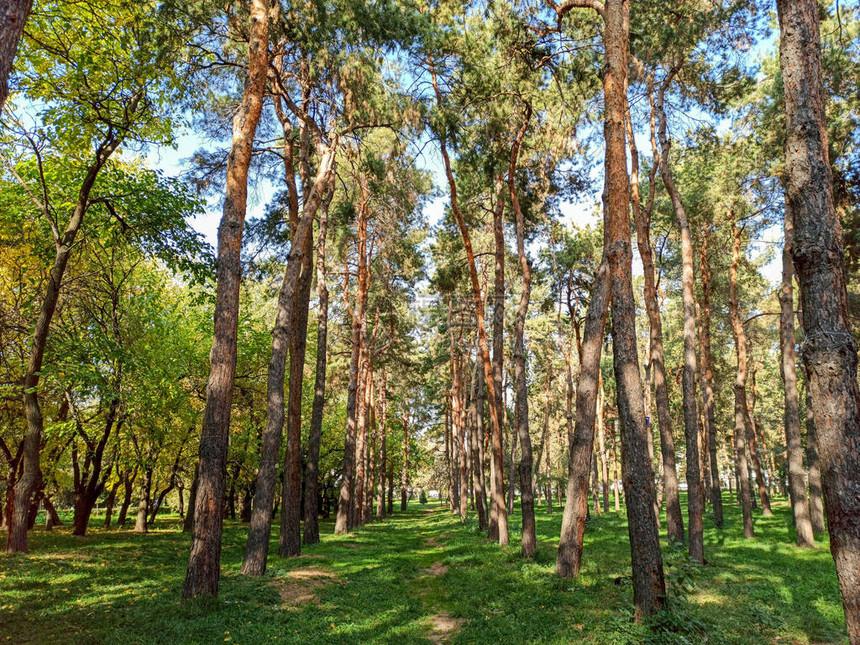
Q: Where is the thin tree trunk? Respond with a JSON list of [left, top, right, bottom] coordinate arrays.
[[729, 217, 755, 539], [184, 0, 269, 597], [457, 354, 468, 520], [183, 465, 198, 533], [103, 480, 120, 529], [698, 226, 724, 527], [242, 150, 334, 572], [336, 181, 369, 534], [628, 78, 685, 540], [375, 368, 388, 520], [777, 3, 860, 635], [746, 363, 772, 516], [400, 411, 409, 511], [510, 104, 536, 557], [778, 204, 814, 545], [305, 189, 333, 544], [471, 353, 488, 529], [490, 176, 506, 540], [655, 71, 704, 563], [597, 384, 610, 513], [280, 226, 315, 557], [431, 63, 508, 545]]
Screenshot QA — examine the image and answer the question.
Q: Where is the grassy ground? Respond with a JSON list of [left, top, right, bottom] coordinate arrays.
[[0, 494, 848, 644]]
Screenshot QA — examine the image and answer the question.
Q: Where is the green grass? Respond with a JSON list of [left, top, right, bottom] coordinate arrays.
[[0, 494, 848, 644]]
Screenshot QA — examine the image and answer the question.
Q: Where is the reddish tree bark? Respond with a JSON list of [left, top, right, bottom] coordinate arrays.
[[184, 0, 269, 597]]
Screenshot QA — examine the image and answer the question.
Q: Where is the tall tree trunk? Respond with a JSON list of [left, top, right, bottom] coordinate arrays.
[[490, 176, 506, 539], [698, 226, 724, 527], [184, 0, 269, 597], [655, 72, 704, 563], [729, 218, 755, 539], [556, 259, 610, 578], [280, 227, 315, 557], [457, 354, 468, 520], [777, 2, 860, 636], [241, 150, 335, 572], [400, 411, 409, 511], [0, 0, 33, 111], [603, 0, 665, 618], [778, 204, 814, 546], [628, 79, 685, 540], [305, 190, 333, 544], [431, 64, 508, 545], [510, 104, 536, 557], [336, 182, 369, 534], [375, 368, 388, 520], [471, 354, 488, 529]]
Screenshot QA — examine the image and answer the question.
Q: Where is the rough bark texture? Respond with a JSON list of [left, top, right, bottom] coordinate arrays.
[[0, 0, 32, 111], [280, 208, 316, 556], [184, 0, 268, 597], [510, 105, 536, 558], [628, 88, 685, 542], [400, 412, 409, 511], [556, 259, 609, 578], [603, 0, 665, 619], [729, 219, 755, 539], [241, 150, 334, 574], [777, 1, 860, 638], [305, 190, 333, 544], [431, 64, 508, 545], [655, 73, 704, 564]]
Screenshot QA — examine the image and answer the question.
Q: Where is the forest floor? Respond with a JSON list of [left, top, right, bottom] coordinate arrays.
[[0, 494, 848, 645]]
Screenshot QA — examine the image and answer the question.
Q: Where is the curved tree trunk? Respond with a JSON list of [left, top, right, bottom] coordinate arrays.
[[510, 104, 536, 558], [241, 150, 334, 573], [627, 89, 685, 542], [184, 0, 269, 597], [431, 63, 508, 546], [556, 259, 610, 578], [655, 72, 704, 563], [8, 133, 123, 552], [777, 1, 860, 637]]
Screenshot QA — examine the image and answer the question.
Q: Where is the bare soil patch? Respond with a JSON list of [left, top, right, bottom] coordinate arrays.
[[272, 566, 337, 608]]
